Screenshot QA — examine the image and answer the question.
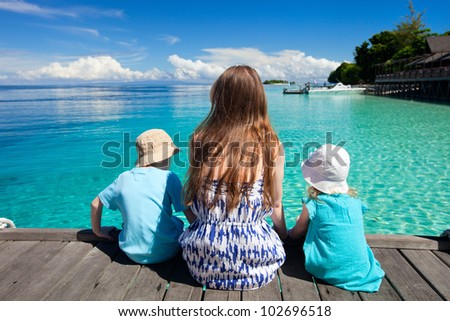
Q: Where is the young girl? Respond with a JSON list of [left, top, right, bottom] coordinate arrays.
[[289, 144, 385, 292], [179, 65, 287, 290]]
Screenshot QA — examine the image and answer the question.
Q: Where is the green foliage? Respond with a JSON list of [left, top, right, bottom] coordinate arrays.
[[342, 64, 362, 84], [394, 0, 426, 47], [353, 30, 406, 82], [328, 62, 362, 85], [328, 70, 338, 83], [330, 0, 444, 84], [263, 79, 288, 84], [354, 41, 372, 82], [368, 31, 401, 63]]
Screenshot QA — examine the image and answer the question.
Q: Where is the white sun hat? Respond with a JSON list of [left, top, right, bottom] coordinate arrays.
[[136, 129, 179, 167], [301, 144, 350, 194]]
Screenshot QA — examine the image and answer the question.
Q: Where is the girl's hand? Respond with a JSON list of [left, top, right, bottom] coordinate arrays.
[[289, 204, 310, 239]]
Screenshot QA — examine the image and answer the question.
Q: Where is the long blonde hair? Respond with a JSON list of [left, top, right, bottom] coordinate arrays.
[[184, 65, 280, 210]]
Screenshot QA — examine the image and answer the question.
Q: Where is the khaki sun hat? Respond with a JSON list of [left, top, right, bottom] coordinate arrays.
[[136, 129, 179, 167], [301, 144, 350, 194]]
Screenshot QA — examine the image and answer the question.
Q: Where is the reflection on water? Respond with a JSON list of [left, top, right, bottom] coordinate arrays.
[[266, 86, 449, 235], [0, 85, 448, 236]]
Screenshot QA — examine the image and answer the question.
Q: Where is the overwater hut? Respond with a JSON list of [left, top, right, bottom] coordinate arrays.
[[374, 35, 450, 102]]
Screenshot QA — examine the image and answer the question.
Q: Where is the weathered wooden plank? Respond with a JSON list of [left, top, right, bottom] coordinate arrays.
[[0, 228, 114, 242], [433, 251, 450, 268], [2, 230, 448, 250], [0, 228, 83, 241], [203, 289, 241, 301], [163, 254, 203, 301], [43, 241, 120, 300], [0, 241, 67, 299], [358, 277, 402, 301], [373, 248, 442, 301], [0, 231, 448, 302], [401, 249, 450, 300], [281, 238, 359, 301], [366, 234, 450, 250], [1, 241, 94, 300], [241, 276, 281, 301], [86, 250, 141, 301], [278, 245, 320, 301], [315, 279, 361, 301], [124, 258, 177, 301], [0, 241, 39, 273]]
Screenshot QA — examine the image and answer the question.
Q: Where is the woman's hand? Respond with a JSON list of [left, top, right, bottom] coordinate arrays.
[[271, 144, 288, 240]]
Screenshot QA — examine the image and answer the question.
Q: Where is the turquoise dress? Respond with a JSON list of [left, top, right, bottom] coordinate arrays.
[[303, 194, 385, 292]]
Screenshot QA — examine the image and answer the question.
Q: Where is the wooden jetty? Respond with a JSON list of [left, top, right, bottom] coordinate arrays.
[[374, 36, 450, 103], [0, 228, 449, 301]]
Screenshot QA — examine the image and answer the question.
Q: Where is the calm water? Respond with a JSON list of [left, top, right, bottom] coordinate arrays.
[[0, 85, 448, 235]]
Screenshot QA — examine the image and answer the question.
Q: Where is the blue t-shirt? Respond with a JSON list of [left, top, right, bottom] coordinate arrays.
[[99, 167, 186, 264], [303, 194, 385, 292]]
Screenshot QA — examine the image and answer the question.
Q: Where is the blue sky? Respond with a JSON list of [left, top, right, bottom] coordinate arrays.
[[0, 0, 449, 84]]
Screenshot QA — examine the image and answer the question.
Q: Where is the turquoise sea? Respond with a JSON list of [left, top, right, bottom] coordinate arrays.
[[0, 85, 448, 235]]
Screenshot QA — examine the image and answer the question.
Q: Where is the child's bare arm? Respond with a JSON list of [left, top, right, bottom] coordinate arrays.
[[183, 207, 197, 224], [288, 204, 310, 239], [90, 196, 114, 241]]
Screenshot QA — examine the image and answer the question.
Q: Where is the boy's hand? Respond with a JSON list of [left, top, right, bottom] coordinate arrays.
[[93, 226, 116, 241]]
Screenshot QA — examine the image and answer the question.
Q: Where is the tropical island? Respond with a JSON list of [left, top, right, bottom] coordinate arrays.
[[306, 0, 450, 103], [327, 0, 449, 86], [263, 80, 296, 85]]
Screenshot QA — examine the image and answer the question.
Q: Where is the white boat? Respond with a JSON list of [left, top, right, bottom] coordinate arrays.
[[283, 86, 308, 94], [307, 82, 366, 94]]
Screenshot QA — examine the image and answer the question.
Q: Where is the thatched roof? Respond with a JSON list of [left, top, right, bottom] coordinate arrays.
[[406, 36, 450, 66], [427, 36, 450, 53]]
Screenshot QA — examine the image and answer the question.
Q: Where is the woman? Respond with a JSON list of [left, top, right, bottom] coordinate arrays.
[[179, 65, 287, 290]]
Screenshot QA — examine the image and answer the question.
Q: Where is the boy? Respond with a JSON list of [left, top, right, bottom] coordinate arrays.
[[91, 129, 195, 264]]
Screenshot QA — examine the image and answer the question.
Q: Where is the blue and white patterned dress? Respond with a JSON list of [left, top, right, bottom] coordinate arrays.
[[179, 176, 286, 290]]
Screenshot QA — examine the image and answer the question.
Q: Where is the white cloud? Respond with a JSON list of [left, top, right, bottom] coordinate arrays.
[[0, 0, 123, 18], [167, 55, 225, 80], [0, 0, 76, 17], [71, 6, 123, 18], [18, 56, 168, 81], [169, 48, 341, 82], [52, 26, 101, 37], [159, 35, 180, 45], [8, 48, 341, 83]]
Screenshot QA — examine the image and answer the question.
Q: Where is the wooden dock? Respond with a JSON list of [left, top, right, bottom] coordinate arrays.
[[0, 229, 449, 301]]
